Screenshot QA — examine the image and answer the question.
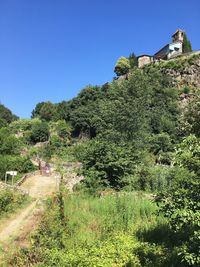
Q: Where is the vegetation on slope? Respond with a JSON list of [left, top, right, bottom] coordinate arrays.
[[10, 192, 169, 267], [0, 127, 35, 182], [0, 56, 200, 266], [0, 104, 18, 128], [0, 189, 29, 219]]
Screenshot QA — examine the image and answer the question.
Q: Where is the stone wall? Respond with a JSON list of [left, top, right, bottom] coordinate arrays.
[[138, 56, 153, 68]]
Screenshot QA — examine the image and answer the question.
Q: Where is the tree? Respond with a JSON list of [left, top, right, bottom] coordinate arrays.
[[182, 33, 192, 53], [54, 101, 71, 121], [159, 135, 200, 266], [0, 128, 21, 155], [39, 102, 56, 121], [114, 57, 131, 76], [128, 53, 138, 68], [77, 139, 136, 190], [29, 122, 50, 143], [31, 102, 45, 118], [183, 96, 200, 137], [32, 101, 56, 121], [0, 104, 18, 125]]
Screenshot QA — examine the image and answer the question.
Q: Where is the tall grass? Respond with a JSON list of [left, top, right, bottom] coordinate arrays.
[[63, 191, 158, 246], [8, 191, 175, 267]]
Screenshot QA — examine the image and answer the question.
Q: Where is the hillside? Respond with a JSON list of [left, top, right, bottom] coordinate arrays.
[[144, 52, 200, 88], [0, 55, 200, 266], [0, 104, 18, 127]]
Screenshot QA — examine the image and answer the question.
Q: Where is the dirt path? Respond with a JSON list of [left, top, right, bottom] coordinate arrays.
[[21, 173, 58, 198], [0, 174, 58, 250]]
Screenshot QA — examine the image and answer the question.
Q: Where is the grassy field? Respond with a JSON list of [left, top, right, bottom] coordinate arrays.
[[6, 190, 181, 267]]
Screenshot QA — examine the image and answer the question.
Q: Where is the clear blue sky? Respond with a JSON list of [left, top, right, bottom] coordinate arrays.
[[0, 0, 199, 118]]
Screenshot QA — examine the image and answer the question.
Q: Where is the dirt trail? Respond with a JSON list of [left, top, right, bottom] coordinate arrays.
[[0, 174, 58, 247]]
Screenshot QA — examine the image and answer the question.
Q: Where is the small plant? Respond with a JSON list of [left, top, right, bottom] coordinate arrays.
[[0, 189, 29, 218], [182, 86, 190, 94]]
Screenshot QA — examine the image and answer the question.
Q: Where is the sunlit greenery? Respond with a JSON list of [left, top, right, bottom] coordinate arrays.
[[0, 56, 200, 266]]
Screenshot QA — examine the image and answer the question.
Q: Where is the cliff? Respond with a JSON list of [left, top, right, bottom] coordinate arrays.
[[144, 51, 200, 89]]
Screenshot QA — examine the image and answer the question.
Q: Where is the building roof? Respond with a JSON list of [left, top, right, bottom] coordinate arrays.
[[137, 54, 152, 59], [154, 44, 169, 57], [154, 41, 182, 57]]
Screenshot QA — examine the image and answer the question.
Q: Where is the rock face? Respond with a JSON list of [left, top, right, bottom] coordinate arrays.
[[62, 162, 84, 192], [159, 53, 200, 88]]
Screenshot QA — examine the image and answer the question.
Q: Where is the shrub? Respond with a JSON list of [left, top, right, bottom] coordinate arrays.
[[158, 135, 200, 266], [0, 189, 28, 217], [29, 122, 50, 143], [0, 155, 35, 181], [0, 127, 21, 155], [76, 140, 136, 190]]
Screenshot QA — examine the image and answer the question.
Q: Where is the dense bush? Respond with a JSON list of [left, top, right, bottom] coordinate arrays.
[[0, 127, 21, 155], [158, 135, 200, 266], [29, 121, 50, 143], [0, 189, 28, 217], [0, 104, 18, 126], [31, 101, 56, 121], [183, 96, 200, 138], [9, 118, 41, 133], [0, 155, 35, 180], [74, 140, 137, 191]]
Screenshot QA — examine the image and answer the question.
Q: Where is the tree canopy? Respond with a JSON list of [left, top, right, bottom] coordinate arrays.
[[0, 104, 18, 126], [182, 32, 192, 53], [114, 56, 131, 76]]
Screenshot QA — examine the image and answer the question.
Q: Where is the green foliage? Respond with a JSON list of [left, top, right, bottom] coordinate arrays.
[[29, 121, 50, 143], [135, 242, 169, 267], [158, 135, 200, 266], [50, 120, 71, 140], [68, 85, 106, 137], [114, 56, 131, 76], [31, 102, 45, 118], [159, 175, 200, 266], [150, 133, 172, 155], [11, 192, 162, 267], [174, 134, 200, 174], [75, 139, 137, 190], [145, 54, 200, 75], [74, 70, 178, 142], [9, 118, 41, 133], [0, 155, 35, 180], [182, 86, 190, 94], [39, 102, 56, 121], [0, 189, 29, 217], [183, 97, 200, 138], [65, 69, 179, 192], [32, 101, 56, 121], [0, 118, 7, 128], [54, 101, 71, 121], [182, 33, 192, 53], [0, 104, 18, 126], [129, 52, 138, 68], [0, 127, 21, 155]]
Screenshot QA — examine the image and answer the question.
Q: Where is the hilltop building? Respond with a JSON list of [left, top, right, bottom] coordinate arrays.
[[138, 29, 184, 68]]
